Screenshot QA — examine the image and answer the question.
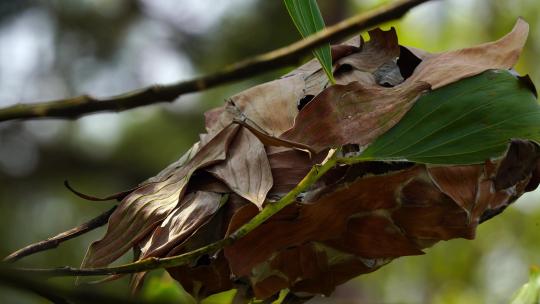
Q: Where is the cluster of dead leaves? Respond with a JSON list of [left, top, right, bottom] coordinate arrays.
[[80, 19, 539, 301]]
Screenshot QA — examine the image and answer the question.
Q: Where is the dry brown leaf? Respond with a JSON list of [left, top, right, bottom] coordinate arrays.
[[207, 127, 273, 209], [281, 80, 430, 153], [80, 124, 239, 269], [267, 146, 320, 195], [165, 194, 249, 298], [207, 75, 304, 137], [325, 215, 424, 258], [427, 165, 482, 214], [335, 28, 399, 75], [404, 18, 528, 89], [233, 119, 316, 155], [139, 191, 222, 259], [333, 29, 403, 87], [129, 191, 223, 292], [222, 142, 539, 299]]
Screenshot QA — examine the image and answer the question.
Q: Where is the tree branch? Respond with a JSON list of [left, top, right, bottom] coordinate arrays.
[[0, 0, 432, 122], [12, 150, 345, 277], [3, 206, 117, 263]]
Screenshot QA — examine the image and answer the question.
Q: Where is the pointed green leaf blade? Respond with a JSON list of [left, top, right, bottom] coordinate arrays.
[[284, 0, 335, 84], [361, 70, 540, 164], [510, 266, 540, 304]]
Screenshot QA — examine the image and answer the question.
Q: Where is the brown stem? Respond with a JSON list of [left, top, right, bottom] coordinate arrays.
[[3, 206, 117, 263], [0, 0, 431, 122]]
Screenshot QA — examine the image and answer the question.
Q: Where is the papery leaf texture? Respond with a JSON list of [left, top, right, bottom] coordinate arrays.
[[80, 124, 239, 269]]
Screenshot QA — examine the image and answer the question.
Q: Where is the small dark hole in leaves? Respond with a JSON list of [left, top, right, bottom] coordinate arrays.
[[397, 46, 422, 79], [343, 161, 415, 184], [479, 206, 508, 223], [297, 94, 315, 111], [195, 254, 212, 266], [517, 74, 538, 98], [342, 144, 361, 154], [334, 63, 353, 75]]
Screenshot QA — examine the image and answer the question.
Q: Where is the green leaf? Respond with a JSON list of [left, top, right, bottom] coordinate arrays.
[[360, 70, 540, 164], [284, 0, 335, 84], [510, 266, 540, 304], [141, 272, 196, 304], [201, 289, 237, 304]]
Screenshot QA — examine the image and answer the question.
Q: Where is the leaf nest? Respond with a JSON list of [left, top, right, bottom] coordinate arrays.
[[80, 19, 540, 301]]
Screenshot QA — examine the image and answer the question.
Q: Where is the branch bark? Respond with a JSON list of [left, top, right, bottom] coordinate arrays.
[[3, 206, 117, 263], [0, 0, 432, 122]]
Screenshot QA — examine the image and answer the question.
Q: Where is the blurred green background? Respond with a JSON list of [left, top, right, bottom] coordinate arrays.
[[0, 0, 539, 303]]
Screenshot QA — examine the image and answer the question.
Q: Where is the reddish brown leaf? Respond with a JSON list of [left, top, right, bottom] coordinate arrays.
[[224, 166, 424, 278], [281, 80, 430, 152], [394, 171, 476, 242], [252, 243, 329, 299], [335, 28, 400, 76], [221, 143, 540, 300], [330, 44, 359, 62], [325, 215, 424, 258], [168, 252, 233, 299], [267, 147, 318, 195], [427, 165, 482, 214]]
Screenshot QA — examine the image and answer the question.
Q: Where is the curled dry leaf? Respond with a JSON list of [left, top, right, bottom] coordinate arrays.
[[80, 124, 239, 269], [207, 74, 304, 136], [139, 191, 223, 260], [130, 191, 224, 292], [207, 127, 273, 209], [406, 18, 529, 89], [76, 18, 540, 302]]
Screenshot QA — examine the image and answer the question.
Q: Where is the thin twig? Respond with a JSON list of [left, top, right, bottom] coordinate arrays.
[[64, 180, 132, 202], [12, 150, 344, 277], [0, 0, 432, 122], [3, 206, 117, 263]]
